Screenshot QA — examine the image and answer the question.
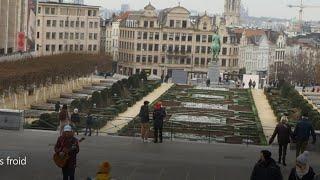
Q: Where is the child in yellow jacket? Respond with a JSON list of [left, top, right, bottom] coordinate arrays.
[[95, 161, 111, 180]]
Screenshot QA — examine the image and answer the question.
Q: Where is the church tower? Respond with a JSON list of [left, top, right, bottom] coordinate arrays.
[[224, 0, 241, 26]]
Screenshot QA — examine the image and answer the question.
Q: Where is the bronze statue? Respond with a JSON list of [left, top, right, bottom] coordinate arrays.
[[211, 30, 221, 62]]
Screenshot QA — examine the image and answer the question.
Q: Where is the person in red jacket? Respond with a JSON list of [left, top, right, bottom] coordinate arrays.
[[55, 125, 79, 180]]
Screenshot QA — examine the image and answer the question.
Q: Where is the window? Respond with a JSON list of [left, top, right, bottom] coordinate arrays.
[[195, 46, 200, 53], [46, 45, 50, 51], [88, 45, 92, 51], [89, 33, 93, 40], [222, 48, 227, 55], [75, 44, 79, 51], [182, 21, 187, 28], [208, 35, 212, 42], [142, 56, 146, 63], [137, 32, 142, 40], [148, 55, 152, 63], [182, 34, 186, 41], [196, 35, 201, 42], [142, 43, 147, 51], [148, 44, 153, 51], [88, 10, 92, 16], [51, 45, 55, 52], [89, 22, 93, 28], [94, 22, 98, 28], [153, 69, 157, 75], [59, 45, 63, 51], [76, 21, 79, 28], [143, 32, 147, 40], [188, 34, 192, 41], [222, 59, 226, 67], [70, 45, 73, 51], [45, 7, 50, 14], [52, 32, 56, 39], [223, 37, 228, 44], [93, 45, 97, 51], [70, 21, 74, 27], [136, 55, 141, 63], [201, 58, 205, 65], [52, 20, 56, 27], [162, 44, 167, 52], [51, 8, 55, 15], [137, 43, 141, 51], [93, 10, 96, 16], [181, 45, 186, 53], [174, 45, 179, 52], [80, 33, 84, 40], [155, 32, 159, 40], [59, 32, 63, 39], [46, 20, 51, 27], [195, 58, 199, 65], [150, 21, 154, 28], [80, 45, 84, 51], [94, 33, 97, 40], [154, 44, 159, 51], [187, 46, 192, 53], [81, 21, 85, 28], [37, 32, 40, 39], [203, 22, 207, 30], [163, 33, 167, 40], [170, 20, 174, 27], [60, 20, 64, 27], [38, 7, 41, 14], [154, 56, 158, 63], [65, 21, 69, 27], [70, 33, 74, 40], [169, 33, 174, 41], [46, 32, 50, 39], [149, 32, 154, 40], [202, 35, 207, 43], [175, 33, 180, 41], [144, 21, 148, 28], [187, 58, 191, 64], [37, 19, 40, 26]]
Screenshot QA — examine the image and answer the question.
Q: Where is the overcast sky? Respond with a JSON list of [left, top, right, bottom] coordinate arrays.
[[84, 0, 320, 21]]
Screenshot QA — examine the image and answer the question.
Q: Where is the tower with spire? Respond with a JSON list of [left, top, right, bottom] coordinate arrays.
[[224, 0, 241, 26]]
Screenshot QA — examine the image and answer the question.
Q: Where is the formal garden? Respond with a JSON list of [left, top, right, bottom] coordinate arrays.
[[24, 72, 162, 131], [118, 85, 267, 145], [265, 83, 320, 130]]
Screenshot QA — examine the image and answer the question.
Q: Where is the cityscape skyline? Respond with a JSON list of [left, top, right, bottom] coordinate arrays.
[[85, 0, 320, 21]]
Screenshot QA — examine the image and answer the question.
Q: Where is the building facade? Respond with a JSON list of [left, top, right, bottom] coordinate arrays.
[[0, 0, 30, 55], [117, 3, 220, 77], [36, 1, 100, 56], [224, 0, 241, 26]]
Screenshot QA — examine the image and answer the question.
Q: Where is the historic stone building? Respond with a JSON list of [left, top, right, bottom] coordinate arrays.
[[36, 1, 100, 56], [224, 0, 241, 26]]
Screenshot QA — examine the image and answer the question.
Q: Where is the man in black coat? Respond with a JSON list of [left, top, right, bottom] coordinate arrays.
[[153, 102, 166, 143], [250, 150, 283, 180], [293, 112, 316, 157], [269, 115, 292, 166]]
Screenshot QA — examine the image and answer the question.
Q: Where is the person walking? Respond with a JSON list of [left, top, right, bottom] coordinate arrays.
[[54, 125, 79, 180], [288, 151, 315, 180], [253, 81, 256, 89], [71, 108, 80, 135], [250, 150, 283, 180], [206, 79, 211, 87], [293, 112, 316, 157], [153, 102, 166, 143], [139, 101, 150, 142], [55, 101, 61, 112], [269, 115, 292, 166], [59, 104, 70, 135], [249, 79, 253, 89], [85, 112, 93, 136]]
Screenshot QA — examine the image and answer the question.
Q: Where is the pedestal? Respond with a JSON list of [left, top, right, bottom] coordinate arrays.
[[208, 61, 220, 84]]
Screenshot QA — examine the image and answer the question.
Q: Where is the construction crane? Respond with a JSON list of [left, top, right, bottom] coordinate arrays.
[[287, 0, 320, 33]]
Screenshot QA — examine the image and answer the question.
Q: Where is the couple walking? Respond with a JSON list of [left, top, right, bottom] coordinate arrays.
[[139, 101, 166, 143]]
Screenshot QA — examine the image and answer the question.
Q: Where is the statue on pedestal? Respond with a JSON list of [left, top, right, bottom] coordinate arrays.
[[207, 29, 221, 84], [211, 30, 221, 62]]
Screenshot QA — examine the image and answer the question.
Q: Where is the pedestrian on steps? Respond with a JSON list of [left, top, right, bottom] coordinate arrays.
[[153, 102, 166, 143], [293, 112, 316, 157], [59, 104, 70, 135], [269, 115, 292, 166], [139, 101, 150, 142], [71, 108, 80, 135], [250, 150, 283, 180], [85, 112, 93, 136]]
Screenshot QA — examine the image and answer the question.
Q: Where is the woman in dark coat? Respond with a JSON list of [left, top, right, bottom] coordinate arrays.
[[288, 151, 315, 180], [269, 115, 292, 166], [153, 102, 166, 143]]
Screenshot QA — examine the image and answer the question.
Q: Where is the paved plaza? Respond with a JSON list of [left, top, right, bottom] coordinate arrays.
[[0, 129, 319, 180]]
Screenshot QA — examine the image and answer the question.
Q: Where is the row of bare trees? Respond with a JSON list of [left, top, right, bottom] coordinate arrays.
[[0, 53, 112, 95]]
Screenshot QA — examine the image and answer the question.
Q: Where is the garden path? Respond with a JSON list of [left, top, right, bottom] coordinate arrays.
[[100, 83, 174, 134], [251, 89, 277, 140]]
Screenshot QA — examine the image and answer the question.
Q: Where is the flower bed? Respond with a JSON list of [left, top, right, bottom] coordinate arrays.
[[118, 85, 266, 145]]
